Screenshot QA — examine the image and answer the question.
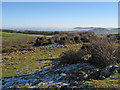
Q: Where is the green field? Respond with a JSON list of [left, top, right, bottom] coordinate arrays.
[[1, 32, 36, 39]]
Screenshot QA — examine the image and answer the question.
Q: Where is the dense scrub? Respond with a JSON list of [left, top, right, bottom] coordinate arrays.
[[60, 38, 119, 68], [88, 38, 119, 68], [33, 37, 55, 46], [60, 49, 89, 64], [107, 34, 120, 43], [34, 32, 95, 46], [2, 29, 95, 46]]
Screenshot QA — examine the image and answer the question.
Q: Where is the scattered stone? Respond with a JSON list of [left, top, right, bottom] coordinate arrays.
[[31, 80, 44, 86], [2, 63, 119, 89], [88, 69, 100, 79], [70, 81, 78, 86], [47, 85, 59, 89], [99, 64, 119, 79], [61, 73, 67, 76], [116, 67, 120, 73]]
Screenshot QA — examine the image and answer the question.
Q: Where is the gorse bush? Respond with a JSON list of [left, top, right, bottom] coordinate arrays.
[[33, 32, 96, 46], [81, 36, 89, 42], [34, 37, 49, 46], [88, 38, 118, 68], [60, 48, 89, 64], [60, 50, 77, 64], [74, 36, 81, 44]]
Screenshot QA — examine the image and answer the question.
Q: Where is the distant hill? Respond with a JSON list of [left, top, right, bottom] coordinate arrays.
[[73, 27, 119, 35], [73, 27, 94, 29], [88, 28, 110, 35]]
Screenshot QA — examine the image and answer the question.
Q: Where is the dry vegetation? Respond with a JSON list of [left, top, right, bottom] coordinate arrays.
[[88, 38, 119, 68], [60, 37, 119, 68]]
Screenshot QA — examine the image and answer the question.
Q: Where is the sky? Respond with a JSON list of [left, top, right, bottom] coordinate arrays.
[[2, 2, 118, 29]]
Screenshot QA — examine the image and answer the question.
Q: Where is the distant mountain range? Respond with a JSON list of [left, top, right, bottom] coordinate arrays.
[[2, 27, 119, 35], [73, 27, 119, 35]]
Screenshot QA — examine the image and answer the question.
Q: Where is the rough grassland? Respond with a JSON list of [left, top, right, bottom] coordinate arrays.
[[1, 32, 120, 88], [2, 44, 82, 77]]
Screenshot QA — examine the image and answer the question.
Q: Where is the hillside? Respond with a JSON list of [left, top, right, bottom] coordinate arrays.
[[73, 27, 118, 35]]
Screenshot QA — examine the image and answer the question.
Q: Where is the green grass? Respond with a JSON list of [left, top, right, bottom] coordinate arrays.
[[2, 32, 54, 49], [2, 32, 39, 49], [2, 44, 82, 77], [85, 73, 120, 88], [1, 32, 37, 39], [1, 32, 53, 40]]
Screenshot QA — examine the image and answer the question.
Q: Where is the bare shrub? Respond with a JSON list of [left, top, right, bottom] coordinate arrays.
[[88, 38, 118, 68]]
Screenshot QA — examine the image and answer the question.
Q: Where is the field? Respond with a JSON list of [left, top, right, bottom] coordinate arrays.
[[1, 31, 120, 89], [1, 32, 35, 39], [2, 32, 53, 53]]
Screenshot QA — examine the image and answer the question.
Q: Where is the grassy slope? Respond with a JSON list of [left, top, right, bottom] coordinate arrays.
[[2, 32, 40, 52], [2, 44, 120, 88], [1, 32, 120, 88], [2, 44, 81, 77]]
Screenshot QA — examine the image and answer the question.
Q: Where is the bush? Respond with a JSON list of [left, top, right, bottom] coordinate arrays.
[[74, 36, 81, 43], [33, 37, 48, 46], [81, 36, 89, 42], [54, 34, 61, 43], [59, 38, 119, 68], [88, 38, 118, 68], [60, 50, 78, 64], [48, 38, 55, 44], [60, 48, 88, 64], [59, 36, 69, 45]]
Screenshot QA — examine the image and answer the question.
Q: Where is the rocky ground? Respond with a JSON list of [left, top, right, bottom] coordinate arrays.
[[2, 61, 120, 89]]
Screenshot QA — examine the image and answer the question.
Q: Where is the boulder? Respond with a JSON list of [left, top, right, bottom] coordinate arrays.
[[116, 67, 120, 73], [88, 68, 100, 79], [99, 64, 119, 79]]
